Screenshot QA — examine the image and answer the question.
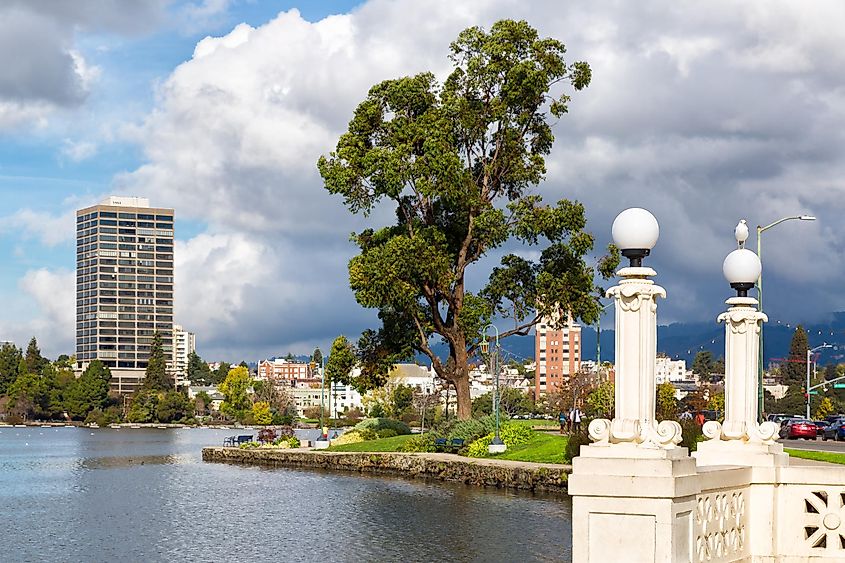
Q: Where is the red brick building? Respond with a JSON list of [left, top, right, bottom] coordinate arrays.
[[534, 313, 581, 401]]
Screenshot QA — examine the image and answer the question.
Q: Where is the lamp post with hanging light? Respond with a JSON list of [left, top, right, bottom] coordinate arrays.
[[480, 324, 506, 454], [755, 215, 815, 419]]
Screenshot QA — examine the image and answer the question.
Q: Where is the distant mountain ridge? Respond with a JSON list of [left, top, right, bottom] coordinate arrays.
[[418, 312, 845, 368]]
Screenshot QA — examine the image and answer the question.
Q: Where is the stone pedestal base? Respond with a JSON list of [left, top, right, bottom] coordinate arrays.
[[569, 445, 697, 563], [693, 439, 788, 468], [314, 440, 330, 450], [488, 443, 507, 454]]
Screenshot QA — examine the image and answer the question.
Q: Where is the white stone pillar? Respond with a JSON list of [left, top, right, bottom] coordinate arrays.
[[570, 264, 694, 563], [587, 266, 682, 449], [694, 296, 787, 467]]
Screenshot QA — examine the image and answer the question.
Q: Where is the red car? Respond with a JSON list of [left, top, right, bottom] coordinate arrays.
[[780, 419, 818, 440]]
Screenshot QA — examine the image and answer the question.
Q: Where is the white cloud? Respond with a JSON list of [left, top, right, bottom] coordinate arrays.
[[3, 208, 77, 247], [0, 0, 833, 360], [0, 269, 76, 358], [60, 139, 98, 162]]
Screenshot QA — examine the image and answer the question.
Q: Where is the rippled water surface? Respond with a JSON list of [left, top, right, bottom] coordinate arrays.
[[0, 427, 571, 562]]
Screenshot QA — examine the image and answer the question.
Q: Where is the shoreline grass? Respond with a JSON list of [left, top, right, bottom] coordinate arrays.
[[785, 448, 845, 465], [327, 434, 414, 452]]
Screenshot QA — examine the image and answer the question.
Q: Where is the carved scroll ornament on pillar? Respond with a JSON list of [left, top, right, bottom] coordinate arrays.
[[702, 307, 778, 445], [589, 418, 683, 448]]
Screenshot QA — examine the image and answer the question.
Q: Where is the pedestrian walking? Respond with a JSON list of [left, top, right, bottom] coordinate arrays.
[[566, 408, 573, 433], [571, 407, 582, 434]]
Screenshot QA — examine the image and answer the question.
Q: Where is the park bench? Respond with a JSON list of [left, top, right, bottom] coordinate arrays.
[[446, 438, 464, 452], [434, 438, 448, 452], [223, 434, 254, 446]]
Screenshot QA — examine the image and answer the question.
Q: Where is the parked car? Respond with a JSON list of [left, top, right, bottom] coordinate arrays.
[[814, 421, 827, 437], [779, 418, 818, 440], [822, 419, 845, 441]]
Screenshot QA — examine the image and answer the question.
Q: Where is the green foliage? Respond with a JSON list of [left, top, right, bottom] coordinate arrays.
[[680, 420, 705, 452], [467, 435, 494, 457], [442, 414, 497, 443], [783, 326, 809, 386], [816, 396, 835, 419], [390, 384, 414, 418], [24, 337, 48, 376], [7, 371, 49, 420], [353, 417, 412, 435], [656, 382, 678, 420], [707, 391, 725, 414], [251, 401, 272, 425], [0, 342, 22, 395], [219, 366, 254, 422], [155, 391, 191, 423], [564, 429, 589, 463], [326, 335, 356, 386], [471, 387, 533, 417], [499, 423, 533, 447], [311, 348, 323, 369], [187, 351, 212, 385], [692, 351, 714, 381], [586, 381, 614, 418], [398, 433, 439, 453], [212, 362, 231, 385], [317, 19, 614, 420], [142, 332, 173, 391], [376, 428, 398, 439], [65, 360, 111, 420]]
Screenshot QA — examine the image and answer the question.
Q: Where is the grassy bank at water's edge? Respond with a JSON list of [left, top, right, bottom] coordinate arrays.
[[490, 432, 568, 464], [327, 434, 414, 452], [785, 448, 845, 465]]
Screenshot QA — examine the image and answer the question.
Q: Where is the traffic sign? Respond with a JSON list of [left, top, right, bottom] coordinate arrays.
[[809, 391, 820, 395], [835, 384, 845, 389]]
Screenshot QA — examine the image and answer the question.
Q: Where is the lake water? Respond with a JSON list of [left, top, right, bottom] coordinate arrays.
[[0, 427, 572, 562]]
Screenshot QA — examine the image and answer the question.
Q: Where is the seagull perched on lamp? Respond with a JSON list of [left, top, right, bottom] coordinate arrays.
[[734, 219, 749, 248]]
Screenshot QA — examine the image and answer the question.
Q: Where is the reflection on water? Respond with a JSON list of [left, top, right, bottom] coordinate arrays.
[[0, 427, 572, 562]]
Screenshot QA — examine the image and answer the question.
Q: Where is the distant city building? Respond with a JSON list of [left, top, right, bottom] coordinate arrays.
[[534, 312, 581, 400], [256, 358, 316, 385], [655, 357, 688, 383], [172, 325, 196, 387], [76, 196, 175, 393]]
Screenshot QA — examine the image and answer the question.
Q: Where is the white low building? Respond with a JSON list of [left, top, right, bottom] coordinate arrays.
[[655, 356, 688, 383]]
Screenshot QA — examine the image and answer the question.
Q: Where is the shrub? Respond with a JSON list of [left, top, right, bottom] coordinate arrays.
[[239, 441, 260, 449], [680, 420, 705, 452], [564, 429, 589, 463], [377, 429, 398, 439], [353, 418, 411, 435], [357, 428, 378, 441], [257, 428, 277, 443], [446, 415, 497, 443], [398, 433, 439, 453], [499, 423, 533, 447], [331, 431, 365, 446], [271, 435, 301, 448], [466, 434, 494, 457]]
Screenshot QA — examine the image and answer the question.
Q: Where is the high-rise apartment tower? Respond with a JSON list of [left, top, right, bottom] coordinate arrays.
[[76, 196, 175, 393], [534, 312, 581, 401]]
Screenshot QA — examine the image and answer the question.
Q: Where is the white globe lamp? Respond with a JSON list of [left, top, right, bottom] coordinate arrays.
[[723, 249, 761, 297], [611, 208, 660, 267]]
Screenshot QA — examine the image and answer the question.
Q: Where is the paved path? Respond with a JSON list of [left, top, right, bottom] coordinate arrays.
[[778, 437, 845, 453]]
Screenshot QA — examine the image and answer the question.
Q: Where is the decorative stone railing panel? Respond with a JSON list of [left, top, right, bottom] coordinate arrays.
[[694, 487, 749, 563], [776, 482, 845, 559]]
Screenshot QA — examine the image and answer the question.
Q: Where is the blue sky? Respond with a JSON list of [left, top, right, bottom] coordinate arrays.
[[1, 0, 843, 360]]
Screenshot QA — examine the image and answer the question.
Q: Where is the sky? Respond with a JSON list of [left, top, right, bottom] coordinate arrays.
[[1, 0, 843, 361]]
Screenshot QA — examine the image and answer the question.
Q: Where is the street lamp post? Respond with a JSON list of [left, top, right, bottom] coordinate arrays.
[[807, 344, 833, 420], [313, 353, 329, 448], [756, 214, 815, 419], [480, 324, 506, 454], [596, 301, 613, 374]]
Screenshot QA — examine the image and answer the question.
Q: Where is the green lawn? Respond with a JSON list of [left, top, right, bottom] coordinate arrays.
[[785, 448, 845, 465], [327, 434, 413, 452], [508, 418, 559, 428], [491, 433, 569, 464], [324, 427, 569, 464]]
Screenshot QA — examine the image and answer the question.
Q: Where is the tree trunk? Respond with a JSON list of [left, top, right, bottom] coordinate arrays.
[[454, 371, 472, 420]]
